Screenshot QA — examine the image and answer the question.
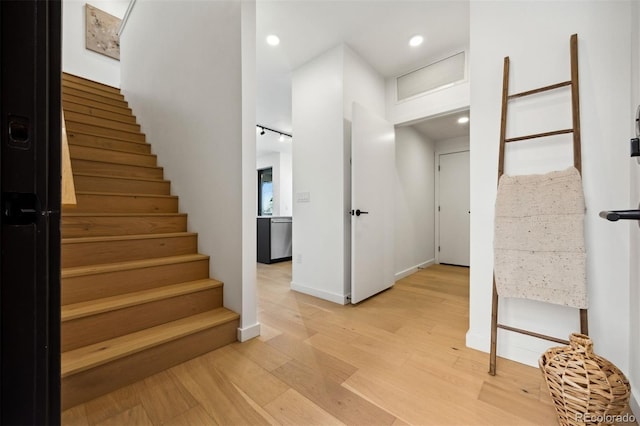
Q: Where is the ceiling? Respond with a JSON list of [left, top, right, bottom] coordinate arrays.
[[408, 109, 470, 141], [256, 0, 470, 155]]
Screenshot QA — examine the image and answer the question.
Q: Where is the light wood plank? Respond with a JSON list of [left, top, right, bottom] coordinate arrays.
[[62, 285, 222, 351], [66, 120, 144, 142], [66, 131, 150, 154], [63, 73, 122, 95], [71, 158, 163, 179], [62, 232, 197, 267], [72, 173, 170, 196], [61, 213, 187, 238], [94, 405, 153, 426], [264, 388, 345, 426], [69, 144, 156, 167]]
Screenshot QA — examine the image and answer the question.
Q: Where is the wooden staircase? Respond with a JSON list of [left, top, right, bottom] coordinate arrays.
[[60, 73, 239, 410]]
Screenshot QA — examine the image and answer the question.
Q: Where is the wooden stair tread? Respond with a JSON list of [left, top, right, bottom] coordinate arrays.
[[69, 144, 157, 163], [68, 144, 151, 158], [62, 212, 186, 218], [62, 254, 208, 278], [61, 308, 239, 377], [67, 130, 147, 145], [62, 101, 137, 124], [71, 172, 167, 184], [71, 158, 160, 171], [61, 279, 223, 322], [62, 232, 195, 245], [74, 191, 176, 199], [65, 120, 144, 139], [62, 73, 121, 95]]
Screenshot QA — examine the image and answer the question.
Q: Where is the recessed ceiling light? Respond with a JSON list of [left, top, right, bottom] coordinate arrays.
[[266, 35, 280, 46], [458, 116, 469, 124], [409, 35, 424, 47]]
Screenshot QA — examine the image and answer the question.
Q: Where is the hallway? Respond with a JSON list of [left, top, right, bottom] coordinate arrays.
[[63, 263, 558, 425]]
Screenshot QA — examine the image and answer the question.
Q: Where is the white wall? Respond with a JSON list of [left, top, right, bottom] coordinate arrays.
[[240, 0, 259, 341], [292, 46, 346, 303], [629, 0, 640, 415], [62, 0, 129, 87], [291, 44, 385, 303], [256, 152, 292, 217], [469, 1, 632, 376], [395, 126, 435, 279], [120, 0, 258, 339]]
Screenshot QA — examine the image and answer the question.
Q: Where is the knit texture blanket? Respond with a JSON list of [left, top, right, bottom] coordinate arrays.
[[494, 166, 587, 309]]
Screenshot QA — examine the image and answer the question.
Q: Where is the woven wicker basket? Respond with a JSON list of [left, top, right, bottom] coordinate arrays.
[[539, 333, 630, 426]]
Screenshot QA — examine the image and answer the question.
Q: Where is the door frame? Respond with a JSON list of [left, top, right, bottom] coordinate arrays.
[[0, 0, 62, 423], [435, 147, 470, 265]]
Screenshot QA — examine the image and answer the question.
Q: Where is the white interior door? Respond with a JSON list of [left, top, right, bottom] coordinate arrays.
[[351, 103, 395, 304], [438, 150, 470, 266]]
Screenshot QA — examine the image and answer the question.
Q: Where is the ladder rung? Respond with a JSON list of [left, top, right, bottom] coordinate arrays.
[[508, 81, 572, 100], [505, 128, 573, 143], [497, 324, 569, 345]]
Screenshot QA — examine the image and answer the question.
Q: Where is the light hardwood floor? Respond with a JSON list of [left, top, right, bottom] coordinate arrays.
[[63, 263, 574, 425]]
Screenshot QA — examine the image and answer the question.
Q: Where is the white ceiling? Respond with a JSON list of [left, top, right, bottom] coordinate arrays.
[[256, 0, 470, 156], [408, 108, 470, 141]]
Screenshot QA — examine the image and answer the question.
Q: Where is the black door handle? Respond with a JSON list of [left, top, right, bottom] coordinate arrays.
[[351, 209, 369, 216], [599, 209, 640, 222]]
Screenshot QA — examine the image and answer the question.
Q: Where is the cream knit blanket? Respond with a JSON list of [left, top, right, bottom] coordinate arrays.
[[494, 166, 587, 309]]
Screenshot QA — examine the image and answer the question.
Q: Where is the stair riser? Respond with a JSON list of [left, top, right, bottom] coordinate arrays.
[[61, 287, 223, 352], [64, 101, 136, 124], [62, 234, 197, 268], [69, 145, 157, 167], [62, 74, 122, 95], [61, 319, 238, 410], [63, 95, 131, 115], [65, 111, 140, 133], [69, 193, 178, 214], [62, 258, 210, 304], [66, 121, 145, 143], [61, 215, 187, 238], [63, 87, 128, 108], [66, 132, 150, 154], [73, 175, 170, 195], [71, 159, 163, 179], [62, 81, 125, 102]]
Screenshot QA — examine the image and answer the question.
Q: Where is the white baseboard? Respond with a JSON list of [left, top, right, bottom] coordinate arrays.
[[290, 281, 349, 305], [394, 259, 436, 281], [237, 322, 260, 342]]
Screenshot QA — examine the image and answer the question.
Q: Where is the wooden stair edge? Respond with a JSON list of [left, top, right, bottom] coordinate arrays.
[[61, 308, 239, 378], [61, 279, 224, 322], [65, 130, 147, 145], [71, 172, 168, 184], [69, 146, 158, 160], [74, 191, 177, 199], [62, 231, 196, 245], [62, 212, 187, 218], [62, 254, 209, 278], [62, 73, 121, 94], [70, 159, 162, 172], [63, 100, 133, 117], [65, 119, 145, 139]]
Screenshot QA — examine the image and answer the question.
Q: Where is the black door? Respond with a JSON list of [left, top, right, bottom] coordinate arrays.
[[1, 1, 62, 424]]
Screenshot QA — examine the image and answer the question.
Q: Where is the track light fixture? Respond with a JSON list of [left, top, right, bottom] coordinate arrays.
[[256, 124, 292, 141]]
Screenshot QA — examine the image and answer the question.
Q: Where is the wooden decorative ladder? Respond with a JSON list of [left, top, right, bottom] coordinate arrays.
[[60, 73, 239, 409], [489, 34, 588, 375]]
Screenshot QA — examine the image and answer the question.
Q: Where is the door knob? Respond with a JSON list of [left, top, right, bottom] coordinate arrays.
[[350, 209, 369, 216], [599, 209, 640, 222]]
